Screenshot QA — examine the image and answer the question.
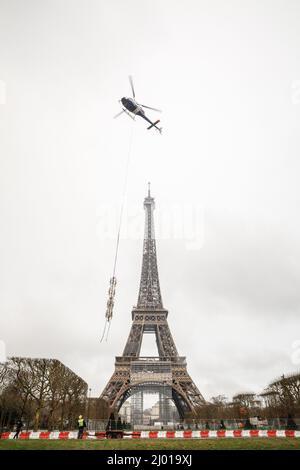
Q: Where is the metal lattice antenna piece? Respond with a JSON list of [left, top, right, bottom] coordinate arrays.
[[137, 183, 163, 309]]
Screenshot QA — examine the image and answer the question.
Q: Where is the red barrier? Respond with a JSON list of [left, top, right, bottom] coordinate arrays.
[[1, 428, 298, 440]]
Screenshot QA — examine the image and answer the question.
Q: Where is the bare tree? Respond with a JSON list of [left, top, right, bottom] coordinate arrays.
[[261, 373, 300, 416], [0, 362, 10, 391], [232, 392, 257, 408], [210, 395, 228, 407], [9, 358, 52, 430], [6, 357, 87, 430]]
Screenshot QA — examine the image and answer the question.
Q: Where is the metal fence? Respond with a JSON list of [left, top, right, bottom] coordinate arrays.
[[85, 417, 300, 432], [1, 417, 299, 433]]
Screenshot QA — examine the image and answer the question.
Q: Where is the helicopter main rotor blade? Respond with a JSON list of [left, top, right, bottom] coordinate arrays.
[[140, 104, 162, 113], [129, 75, 135, 98], [113, 110, 125, 119]]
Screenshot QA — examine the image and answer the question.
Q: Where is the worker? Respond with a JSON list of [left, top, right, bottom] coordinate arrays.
[[219, 419, 226, 430], [77, 415, 86, 439], [13, 419, 23, 439]]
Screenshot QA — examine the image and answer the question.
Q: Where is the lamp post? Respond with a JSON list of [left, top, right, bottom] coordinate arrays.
[[87, 388, 91, 429]]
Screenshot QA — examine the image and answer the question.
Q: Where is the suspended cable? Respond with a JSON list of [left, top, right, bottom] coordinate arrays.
[[100, 124, 134, 342]]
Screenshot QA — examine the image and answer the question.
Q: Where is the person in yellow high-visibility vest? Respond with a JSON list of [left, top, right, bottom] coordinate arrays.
[[77, 415, 86, 439]]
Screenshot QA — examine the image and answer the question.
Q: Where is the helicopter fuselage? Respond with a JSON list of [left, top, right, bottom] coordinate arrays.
[[121, 97, 145, 116]]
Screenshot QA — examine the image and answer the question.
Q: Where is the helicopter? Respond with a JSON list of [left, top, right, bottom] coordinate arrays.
[[114, 76, 162, 134]]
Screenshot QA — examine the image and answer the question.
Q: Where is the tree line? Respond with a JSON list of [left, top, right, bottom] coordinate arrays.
[[193, 372, 300, 421], [0, 357, 88, 431], [1, 358, 299, 430]]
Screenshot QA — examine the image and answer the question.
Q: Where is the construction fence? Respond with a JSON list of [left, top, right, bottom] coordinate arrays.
[[85, 417, 299, 432]]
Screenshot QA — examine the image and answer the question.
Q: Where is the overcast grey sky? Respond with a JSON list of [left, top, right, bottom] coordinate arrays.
[[1, 0, 300, 401]]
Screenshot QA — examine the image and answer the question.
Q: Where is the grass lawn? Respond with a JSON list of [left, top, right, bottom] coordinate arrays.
[[0, 438, 300, 450]]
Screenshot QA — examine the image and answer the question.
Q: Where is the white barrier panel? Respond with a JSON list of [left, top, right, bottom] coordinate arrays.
[[175, 431, 183, 438], [225, 430, 234, 438]]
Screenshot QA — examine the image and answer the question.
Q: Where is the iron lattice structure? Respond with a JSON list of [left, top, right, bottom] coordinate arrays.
[[100, 187, 205, 420]]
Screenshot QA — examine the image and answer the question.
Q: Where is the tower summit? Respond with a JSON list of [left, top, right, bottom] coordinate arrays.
[[137, 182, 162, 309], [100, 188, 205, 421]]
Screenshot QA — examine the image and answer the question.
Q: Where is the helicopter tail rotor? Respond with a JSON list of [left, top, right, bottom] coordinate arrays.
[[147, 120, 162, 134]]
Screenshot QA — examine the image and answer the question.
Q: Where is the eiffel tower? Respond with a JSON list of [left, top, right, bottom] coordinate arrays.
[[100, 185, 205, 422]]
